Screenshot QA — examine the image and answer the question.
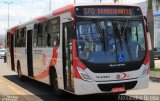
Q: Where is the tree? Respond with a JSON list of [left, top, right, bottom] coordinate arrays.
[[155, 0, 160, 11], [113, 0, 119, 3], [147, 0, 160, 68]]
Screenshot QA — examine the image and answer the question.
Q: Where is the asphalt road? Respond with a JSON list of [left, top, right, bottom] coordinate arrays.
[[0, 59, 160, 101]]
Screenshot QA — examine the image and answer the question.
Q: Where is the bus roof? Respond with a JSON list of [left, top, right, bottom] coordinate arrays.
[[75, 3, 139, 7]]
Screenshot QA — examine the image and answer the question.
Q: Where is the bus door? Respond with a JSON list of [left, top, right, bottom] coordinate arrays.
[[10, 34, 15, 71], [26, 27, 34, 77], [6, 32, 11, 67], [63, 22, 74, 92]]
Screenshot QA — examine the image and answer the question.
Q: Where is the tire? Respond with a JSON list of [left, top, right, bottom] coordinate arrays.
[[50, 69, 64, 96], [4, 56, 6, 63], [17, 62, 25, 81]]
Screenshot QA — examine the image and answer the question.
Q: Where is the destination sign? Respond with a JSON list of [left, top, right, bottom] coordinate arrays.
[[75, 6, 142, 16]]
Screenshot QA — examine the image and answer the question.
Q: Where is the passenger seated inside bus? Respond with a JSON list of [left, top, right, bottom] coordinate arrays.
[[78, 37, 86, 50]]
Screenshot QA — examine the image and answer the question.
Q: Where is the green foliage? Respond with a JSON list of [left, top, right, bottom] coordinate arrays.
[[155, 0, 160, 11], [156, 0, 160, 3], [151, 68, 160, 72], [148, 0, 153, 9]]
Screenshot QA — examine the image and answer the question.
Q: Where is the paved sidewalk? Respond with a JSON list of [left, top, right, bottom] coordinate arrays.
[[0, 76, 43, 101], [0, 60, 42, 101]]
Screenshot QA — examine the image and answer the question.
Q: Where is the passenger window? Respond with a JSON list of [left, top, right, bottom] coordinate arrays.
[[42, 22, 47, 47], [7, 32, 10, 48], [15, 28, 26, 47], [15, 30, 19, 47], [47, 17, 60, 47], [33, 24, 38, 47], [36, 22, 47, 47], [37, 23, 43, 47], [21, 28, 26, 47]]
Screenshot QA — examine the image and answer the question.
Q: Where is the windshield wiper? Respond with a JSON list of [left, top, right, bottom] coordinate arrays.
[[113, 21, 123, 51], [112, 21, 118, 63], [136, 27, 139, 41], [123, 18, 132, 61], [94, 19, 107, 52]]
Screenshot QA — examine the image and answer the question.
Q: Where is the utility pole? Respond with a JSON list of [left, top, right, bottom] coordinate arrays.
[[3, 1, 13, 28], [49, 0, 51, 12], [74, 0, 76, 4]]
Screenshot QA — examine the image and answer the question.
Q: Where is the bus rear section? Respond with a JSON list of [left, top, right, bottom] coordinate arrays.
[[71, 5, 149, 95], [6, 29, 16, 71]]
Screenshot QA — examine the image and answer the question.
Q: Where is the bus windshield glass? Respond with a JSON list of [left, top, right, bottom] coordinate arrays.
[[76, 18, 146, 64]]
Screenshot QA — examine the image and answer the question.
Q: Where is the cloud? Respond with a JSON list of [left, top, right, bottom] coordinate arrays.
[[0, 0, 49, 30], [0, 0, 146, 35]]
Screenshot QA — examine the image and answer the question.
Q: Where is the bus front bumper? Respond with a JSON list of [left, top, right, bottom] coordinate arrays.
[[73, 74, 149, 95]]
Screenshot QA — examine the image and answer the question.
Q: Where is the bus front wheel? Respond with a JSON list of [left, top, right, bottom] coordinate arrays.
[[50, 69, 64, 96]]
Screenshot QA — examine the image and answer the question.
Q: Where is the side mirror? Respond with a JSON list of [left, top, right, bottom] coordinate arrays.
[[147, 32, 152, 51], [144, 16, 149, 32], [68, 17, 74, 21]]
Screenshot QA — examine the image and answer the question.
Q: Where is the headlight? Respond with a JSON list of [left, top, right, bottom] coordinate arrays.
[[76, 67, 94, 82], [140, 64, 149, 77]]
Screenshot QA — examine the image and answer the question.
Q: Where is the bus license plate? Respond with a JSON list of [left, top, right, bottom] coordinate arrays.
[[111, 87, 125, 93]]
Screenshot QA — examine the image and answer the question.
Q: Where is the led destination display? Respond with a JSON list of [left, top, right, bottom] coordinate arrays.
[[75, 6, 142, 16]]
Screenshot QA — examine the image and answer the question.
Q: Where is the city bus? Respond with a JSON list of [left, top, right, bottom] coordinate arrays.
[[6, 3, 151, 95]]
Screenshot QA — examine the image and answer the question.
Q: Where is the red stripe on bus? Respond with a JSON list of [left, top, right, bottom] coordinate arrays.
[[51, 48, 58, 66], [34, 69, 49, 80], [10, 26, 19, 35], [143, 15, 150, 65], [52, 4, 74, 17], [72, 39, 86, 69], [34, 48, 58, 80], [143, 51, 150, 65], [72, 39, 86, 79], [35, 16, 48, 21]]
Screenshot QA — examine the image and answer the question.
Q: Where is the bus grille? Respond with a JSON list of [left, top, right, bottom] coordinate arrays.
[[98, 81, 137, 92]]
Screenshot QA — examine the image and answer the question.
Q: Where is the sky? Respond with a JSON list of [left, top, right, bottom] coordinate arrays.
[[0, 0, 146, 35]]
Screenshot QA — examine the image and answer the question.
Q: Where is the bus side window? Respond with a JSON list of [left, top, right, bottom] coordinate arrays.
[[33, 24, 38, 47], [7, 32, 10, 48], [48, 17, 60, 47], [15, 28, 26, 48], [47, 33, 51, 46], [15, 31, 17, 47], [23, 28, 26, 46], [22, 28, 26, 47], [37, 22, 47, 47], [42, 21, 47, 47], [37, 23, 43, 47], [15, 30, 20, 47]]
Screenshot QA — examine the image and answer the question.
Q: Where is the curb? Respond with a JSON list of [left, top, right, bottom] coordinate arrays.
[[150, 71, 160, 79], [150, 77, 160, 82], [150, 71, 160, 82]]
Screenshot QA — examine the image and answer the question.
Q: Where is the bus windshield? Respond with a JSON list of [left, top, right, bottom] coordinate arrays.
[[76, 18, 146, 64]]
